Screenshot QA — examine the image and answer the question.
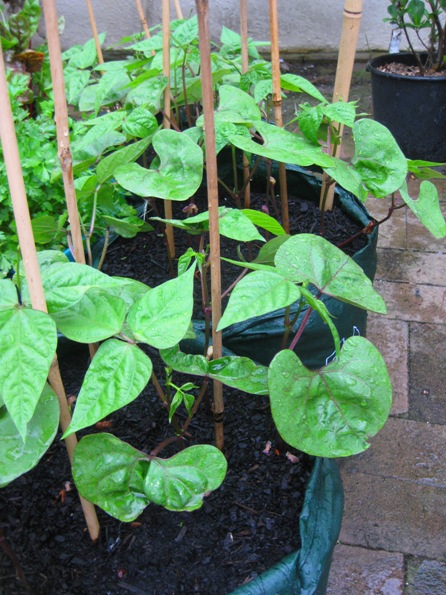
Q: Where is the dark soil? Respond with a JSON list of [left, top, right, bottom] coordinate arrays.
[[376, 61, 446, 77], [0, 182, 363, 595]]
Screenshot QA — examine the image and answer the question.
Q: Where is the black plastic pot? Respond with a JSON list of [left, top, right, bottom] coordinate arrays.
[[231, 457, 343, 595], [368, 53, 446, 162]]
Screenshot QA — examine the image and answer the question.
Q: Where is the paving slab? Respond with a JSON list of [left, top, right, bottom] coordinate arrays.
[[409, 322, 446, 424], [326, 545, 404, 594], [339, 472, 446, 559], [340, 418, 446, 488], [373, 280, 446, 324], [406, 557, 446, 595], [376, 248, 446, 286], [366, 316, 409, 415]]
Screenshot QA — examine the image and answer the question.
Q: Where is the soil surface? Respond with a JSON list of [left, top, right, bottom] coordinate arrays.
[[0, 182, 365, 595], [375, 61, 446, 77]]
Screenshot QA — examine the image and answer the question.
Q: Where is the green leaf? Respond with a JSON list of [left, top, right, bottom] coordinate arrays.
[[127, 264, 196, 349], [97, 137, 153, 184], [70, 35, 105, 69], [73, 435, 227, 520], [0, 279, 18, 310], [143, 445, 227, 511], [160, 345, 269, 395], [275, 234, 387, 313], [0, 309, 57, 439], [241, 209, 286, 236], [213, 85, 262, 124], [31, 215, 58, 244], [0, 384, 59, 488], [280, 73, 328, 103], [73, 433, 150, 522], [297, 104, 324, 144], [268, 336, 392, 457], [102, 215, 153, 238], [114, 129, 203, 200], [325, 157, 368, 202], [64, 340, 152, 437], [72, 120, 126, 161], [126, 75, 168, 110], [52, 288, 127, 343], [122, 107, 158, 139], [228, 121, 334, 168], [39, 262, 140, 313], [351, 119, 408, 198], [322, 101, 357, 127], [253, 236, 291, 266], [66, 69, 91, 105], [218, 270, 301, 331], [399, 180, 446, 238]]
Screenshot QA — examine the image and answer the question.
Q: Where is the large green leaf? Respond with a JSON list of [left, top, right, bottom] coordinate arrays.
[[122, 107, 158, 139], [218, 270, 301, 330], [268, 336, 392, 457], [114, 129, 203, 200], [73, 433, 150, 522], [241, 209, 286, 236], [40, 262, 135, 313], [325, 157, 368, 202], [0, 308, 57, 439], [399, 180, 446, 238], [214, 85, 262, 124], [274, 234, 387, 313], [160, 345, 269, 395], [351, 119, 408, 198], [143, 445, 227, 511], [52, 288, 127, 343], [73, 434, 227, 521], [228, 121, 334, 168], [64, 339, 152, 437], [127, 264, 195, 349], [280, 73, 328, 103], [0, 384, 59, 488], [97, 137, 153, 184]]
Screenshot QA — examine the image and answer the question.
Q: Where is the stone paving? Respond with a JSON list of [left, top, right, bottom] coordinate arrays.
[[324, 75, 446, 593]]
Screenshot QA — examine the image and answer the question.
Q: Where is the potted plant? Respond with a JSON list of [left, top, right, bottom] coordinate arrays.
[[1, 6, 446, 594], [367, 0, 446, 161]]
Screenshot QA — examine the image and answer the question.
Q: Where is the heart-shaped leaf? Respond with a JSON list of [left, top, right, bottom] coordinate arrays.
[[399, 180, 446, 238], [64, 339, 152, 437], [275, 234, 387, 313], [269, 336, 392, 457], [127, 264, 195, 349], [143, 445, 227, 511], [114, 129, 203, 200]]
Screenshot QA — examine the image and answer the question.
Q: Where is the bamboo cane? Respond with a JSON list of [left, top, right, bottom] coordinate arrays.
[[42, 0, 99, 359], [0, 43, 100, 543], [173, 0, 184, 20], [240, 0, 251, 209], [162, 0, 175, 259], [320, 0, 363, 211], [269, 0, 289, 233], [42, 0, 85, 266], [135, 0, 151, 39], [196, 0, 224, 450], [85, 0, 104, 65]]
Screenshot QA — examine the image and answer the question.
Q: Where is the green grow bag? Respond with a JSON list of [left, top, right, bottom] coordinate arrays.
[[231, 457, 343, 595], [211, 164, 378, 368]]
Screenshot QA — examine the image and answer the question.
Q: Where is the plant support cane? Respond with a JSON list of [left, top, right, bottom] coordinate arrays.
[[85, 0, 104, 66], [196, 0, 225, 450], [135, 0, 151, 39], [269, 0, 289, 233], [240, 0, 251, 209], [42, 0, 99, 358], [0, 43, 100, 542], [320, 0, 362, 211], [162, 0, 175, 259]]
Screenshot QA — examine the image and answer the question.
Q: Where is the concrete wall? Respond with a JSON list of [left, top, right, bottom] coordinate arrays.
[[51, 0, 394, 58]]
